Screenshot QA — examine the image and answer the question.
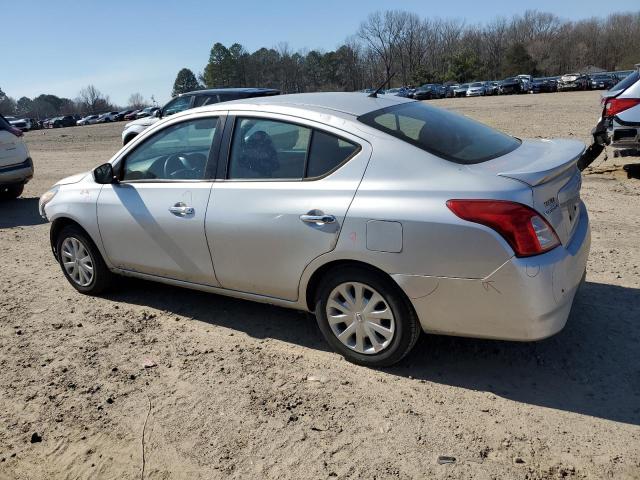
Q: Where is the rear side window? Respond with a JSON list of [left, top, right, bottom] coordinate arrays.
[[306, 130, 358, 178], [194, 95, 219, 107], [228, 117, 359, 180], [358, 102, 520, 164]]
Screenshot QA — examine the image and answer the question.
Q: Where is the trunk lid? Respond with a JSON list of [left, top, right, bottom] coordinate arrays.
[[468, 138, 585, 245]]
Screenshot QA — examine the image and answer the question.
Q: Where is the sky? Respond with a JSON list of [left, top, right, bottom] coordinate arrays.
[[3, 0, 638, 106]]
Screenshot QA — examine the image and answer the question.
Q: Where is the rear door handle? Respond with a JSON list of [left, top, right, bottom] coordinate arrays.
[[169, 202, 194, 216], [300, 214, 336, 225]]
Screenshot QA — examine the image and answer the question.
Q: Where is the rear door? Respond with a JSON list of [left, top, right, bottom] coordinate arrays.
[[206, 113, 371, 301], [0, 116, 25, 168], [97, 115, 223, 285]]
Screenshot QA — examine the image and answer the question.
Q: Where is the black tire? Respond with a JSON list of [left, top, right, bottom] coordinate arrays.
[[55, 225, 113, 294], [0, 184, 24, 199], [314, 267, 420, 367]]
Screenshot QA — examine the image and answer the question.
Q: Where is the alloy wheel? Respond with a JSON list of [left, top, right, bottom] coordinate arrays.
[[325, 282, 396, 355], [61, 237, 94, 287]]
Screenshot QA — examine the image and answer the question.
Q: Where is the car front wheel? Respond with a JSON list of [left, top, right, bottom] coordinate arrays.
[[315, 267, 420, 367], [56, 225, 113, 294]]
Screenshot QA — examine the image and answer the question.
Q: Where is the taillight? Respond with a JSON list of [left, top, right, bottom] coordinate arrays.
[[8, 126, 23, 137], [446, 200, 560, 257], [604, 98, 640, 117]]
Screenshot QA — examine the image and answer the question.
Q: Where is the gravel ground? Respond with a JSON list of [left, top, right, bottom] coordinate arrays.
[[1, 90, 639, 479]]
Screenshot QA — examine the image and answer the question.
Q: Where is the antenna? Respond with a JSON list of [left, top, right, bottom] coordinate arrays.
[[368, 72, 396, 98]]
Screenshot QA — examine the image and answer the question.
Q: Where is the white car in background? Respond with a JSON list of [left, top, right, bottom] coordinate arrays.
[[0, 114, 33, 199], [77, 115, 99, 126]]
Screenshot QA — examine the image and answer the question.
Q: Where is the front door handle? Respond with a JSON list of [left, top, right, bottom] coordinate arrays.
[[169, 202, 194, 216], [300, 213, 336, 225]]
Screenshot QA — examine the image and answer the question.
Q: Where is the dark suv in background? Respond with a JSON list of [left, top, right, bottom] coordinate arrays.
[[121, 88, 281, 145]]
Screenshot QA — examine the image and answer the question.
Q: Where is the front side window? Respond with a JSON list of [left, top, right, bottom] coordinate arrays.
[[122, 118, 218, 181], [358, 102, 520, 165], [163, 96, 192, 117]]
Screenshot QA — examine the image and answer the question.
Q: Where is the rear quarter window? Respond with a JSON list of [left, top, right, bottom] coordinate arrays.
[[358, 102, 521, 164]]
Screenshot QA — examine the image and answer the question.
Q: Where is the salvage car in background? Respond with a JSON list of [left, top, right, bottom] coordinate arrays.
[[558, 73, 589, 91], [40, 92, 590, 367], [499, 77, 524, 94], [0, 114, 33, 199], [413, 84, 442, 100], [122, 87, 280, 145], [579, 65, 640, 170]]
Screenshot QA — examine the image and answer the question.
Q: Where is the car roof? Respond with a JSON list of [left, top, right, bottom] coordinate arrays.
[[194, 92, 415, 117], [184, 87, 280, 96]]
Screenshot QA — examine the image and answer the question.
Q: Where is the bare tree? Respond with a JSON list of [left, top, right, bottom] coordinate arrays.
[[358, 11, 407, 87], [77, 85, 107, 113], [128, 92, 146, 109]]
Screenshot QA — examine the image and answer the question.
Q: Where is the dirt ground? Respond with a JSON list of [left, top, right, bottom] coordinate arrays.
[[1, 91, 639, 479]]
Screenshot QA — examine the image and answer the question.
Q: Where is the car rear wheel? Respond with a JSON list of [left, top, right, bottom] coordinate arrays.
[[315, 267, 420, 367], [0, 184, 24, 199], [56, 225, 113, 294]]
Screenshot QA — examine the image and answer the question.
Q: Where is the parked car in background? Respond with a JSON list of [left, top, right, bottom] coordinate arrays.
[[557, 73, 589, 91], [52, 115, 77, 128], [9, 118, 37, 131], [123, 110, 141, 121], [394, 87, 414, 98], [499, 77, 525, 94], [484, 82, 499, 95], [517, 75, 533, 91], [589, 73, 617, 90], [41, 92, 591, 367], [0, 114, 33, 199], [529, 78, 556, 93], [466, 82, 487, 97], [135, 107, 160, 119], [453, 83, 470, 97], [96, 111, 120, 123], [77, 115, 99, 126], [115, 110, 134, 121], [122, 87, 281, 145], [413, 84, 442, 100]]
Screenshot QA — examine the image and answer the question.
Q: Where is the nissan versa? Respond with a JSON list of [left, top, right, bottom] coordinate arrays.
[[39, 93, 590, 367]]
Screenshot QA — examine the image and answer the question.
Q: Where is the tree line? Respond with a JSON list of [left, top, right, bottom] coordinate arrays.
[[0, 86, 152, 119], [195, 9, 640, 93], [2, 9, 639, 119]]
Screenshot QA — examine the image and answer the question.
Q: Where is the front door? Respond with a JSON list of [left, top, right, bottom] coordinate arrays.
[[97, 116, 221, 285], [206, 114, 371, 301]]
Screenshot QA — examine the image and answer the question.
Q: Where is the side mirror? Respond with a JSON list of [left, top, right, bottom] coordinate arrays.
[[154, 109, 162, 118], [93, 163, 117, 184]]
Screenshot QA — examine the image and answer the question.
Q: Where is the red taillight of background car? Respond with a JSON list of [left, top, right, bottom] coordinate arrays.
[[446, 199, 560, 257], [8, 126, 23, 137], [604, 98, 640, 117]]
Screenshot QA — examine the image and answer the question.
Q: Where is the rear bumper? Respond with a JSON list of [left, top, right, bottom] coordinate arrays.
[[393, 202, 590, 341], [0, 158, 34, 186], [607, 117, 640, 148]]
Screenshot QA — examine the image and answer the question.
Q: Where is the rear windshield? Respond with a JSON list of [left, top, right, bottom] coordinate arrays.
[[357, 102, 521, 165], [611, 70, 639, 92]]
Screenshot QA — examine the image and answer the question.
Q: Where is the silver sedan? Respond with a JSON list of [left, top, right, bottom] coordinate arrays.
[[39, 93, 590, 367]]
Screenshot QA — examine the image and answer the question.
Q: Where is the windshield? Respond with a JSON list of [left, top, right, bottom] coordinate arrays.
[[358, 102, 521, 165], [470, 83, 482, 87]]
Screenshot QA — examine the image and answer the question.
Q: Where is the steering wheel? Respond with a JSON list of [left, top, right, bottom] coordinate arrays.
[[163, 153, 198, 179]]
